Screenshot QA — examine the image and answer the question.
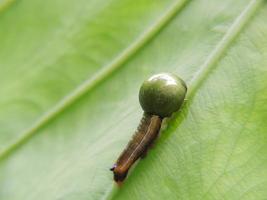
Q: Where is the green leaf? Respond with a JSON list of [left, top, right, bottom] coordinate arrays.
[[0, 0, 267, 199]]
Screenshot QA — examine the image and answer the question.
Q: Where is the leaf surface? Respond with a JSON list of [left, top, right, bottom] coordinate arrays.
[[0, 0, 267, 199]]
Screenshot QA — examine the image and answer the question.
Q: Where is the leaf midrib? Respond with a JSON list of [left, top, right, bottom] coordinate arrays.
[[0, 0, 189, 160], [187, 0, 262, 98]]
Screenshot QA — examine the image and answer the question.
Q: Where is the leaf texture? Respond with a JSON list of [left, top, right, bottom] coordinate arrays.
[[0, 0, 267, 199]]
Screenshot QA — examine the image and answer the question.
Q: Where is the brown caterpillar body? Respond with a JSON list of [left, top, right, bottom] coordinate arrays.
[[110, 113, 162, 183]]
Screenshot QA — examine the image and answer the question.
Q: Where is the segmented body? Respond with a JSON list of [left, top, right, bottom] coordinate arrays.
[[111, 113, 162, 182]]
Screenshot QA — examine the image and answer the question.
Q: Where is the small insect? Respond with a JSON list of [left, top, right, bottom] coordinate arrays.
[[110, 73, 187, 183]]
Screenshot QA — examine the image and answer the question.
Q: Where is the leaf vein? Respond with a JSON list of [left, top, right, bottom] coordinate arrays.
[[102, 0, 263, 199], [0, 0, 189, 161]]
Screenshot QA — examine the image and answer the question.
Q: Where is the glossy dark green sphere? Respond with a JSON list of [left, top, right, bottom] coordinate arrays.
[[139, 73, 187, 118]]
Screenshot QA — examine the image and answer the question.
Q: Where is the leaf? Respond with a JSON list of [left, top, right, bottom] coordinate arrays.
[[0, 0, 267, 199]]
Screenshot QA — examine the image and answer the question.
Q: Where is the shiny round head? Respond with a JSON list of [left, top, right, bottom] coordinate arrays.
[[139, 73, 187, 118]]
